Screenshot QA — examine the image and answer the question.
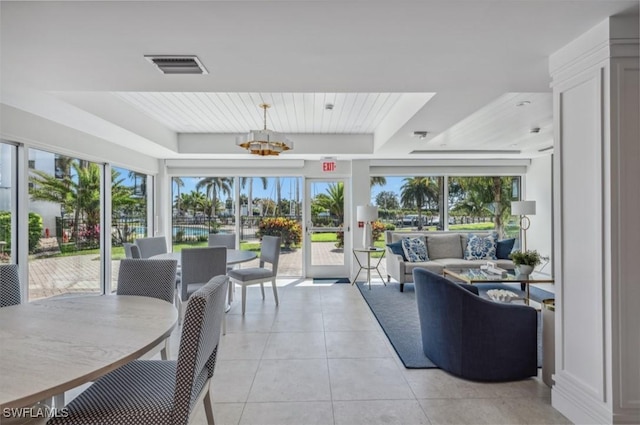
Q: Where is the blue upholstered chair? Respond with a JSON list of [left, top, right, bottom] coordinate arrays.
[[413, 267, 537, 381], [48, 275, 229, 425], [0, 264, 21, 307]]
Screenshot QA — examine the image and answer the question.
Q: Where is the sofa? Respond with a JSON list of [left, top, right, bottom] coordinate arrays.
[[413, 267, 538, 381], [385, 230, 516, 292]]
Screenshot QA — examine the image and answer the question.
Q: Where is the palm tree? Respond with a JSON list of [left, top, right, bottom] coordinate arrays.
[[370, 176, 387, 187], [195, 177, 233, 220], [400, 177, 438, 230], [240, 177, 268, 220], [30, 162, 134, 246], [172, 177, 184, 216], [315, 182, 345, 223]]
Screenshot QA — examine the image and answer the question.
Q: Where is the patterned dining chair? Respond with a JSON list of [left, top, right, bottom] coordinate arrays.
[[227, 235, 281, 315], [0, 264, 21, 307], [47, 275, 229, 425], [117, 259, 178, 360]]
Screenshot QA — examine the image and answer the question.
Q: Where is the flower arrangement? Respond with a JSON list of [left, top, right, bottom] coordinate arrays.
[[256, 217, 302, 249], [509, 250, 543, 267]]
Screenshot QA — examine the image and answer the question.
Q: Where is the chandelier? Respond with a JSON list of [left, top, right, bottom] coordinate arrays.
[[236, 103, 293, 156]]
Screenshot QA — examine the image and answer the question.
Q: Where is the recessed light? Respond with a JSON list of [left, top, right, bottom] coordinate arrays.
[[325, 103, 334, 110], [516, 100, 531, 107]]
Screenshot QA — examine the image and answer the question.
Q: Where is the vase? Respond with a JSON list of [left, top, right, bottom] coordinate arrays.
[[516, 265, 534, 276]]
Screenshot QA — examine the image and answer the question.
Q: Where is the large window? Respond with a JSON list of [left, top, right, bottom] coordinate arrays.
[[111, 166, 150, 292], [371, 176, 443, 232], [0, 142, 16, 264], [28, 150, 103, 300], [448, 176, 520, 239], [171, 176, 303, 276]]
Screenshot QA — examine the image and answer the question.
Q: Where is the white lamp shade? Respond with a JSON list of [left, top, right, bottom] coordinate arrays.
[[357, 205, 378, 222], [511, 200, 536, 216]]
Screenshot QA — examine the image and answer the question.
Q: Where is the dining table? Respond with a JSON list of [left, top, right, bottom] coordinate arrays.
[[149, 248, 257, 266], [0, 295, 178, 410]]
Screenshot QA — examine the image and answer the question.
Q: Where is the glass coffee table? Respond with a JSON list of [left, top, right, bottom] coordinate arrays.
[[443, 268, 554, 305]]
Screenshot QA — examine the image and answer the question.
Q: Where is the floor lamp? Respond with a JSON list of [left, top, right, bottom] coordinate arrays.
[[357, 205, 378, 249], [511, 200, 536, 251]]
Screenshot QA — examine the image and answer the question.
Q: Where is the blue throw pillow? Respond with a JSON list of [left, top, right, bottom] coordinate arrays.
[[386, 241, 407, 261], [464, 233, 498, 260], [401, 237, 429, 262], [496, 238, 516, 259]]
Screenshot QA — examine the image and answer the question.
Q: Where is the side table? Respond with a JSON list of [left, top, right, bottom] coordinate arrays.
[[351, 247, 386, 289]]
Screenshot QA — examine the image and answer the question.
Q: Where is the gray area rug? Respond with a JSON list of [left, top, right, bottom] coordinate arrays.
[[356, 281, 552, 369]]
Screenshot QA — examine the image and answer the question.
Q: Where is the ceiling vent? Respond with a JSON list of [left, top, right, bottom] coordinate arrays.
[[144, 55, 209, 75]]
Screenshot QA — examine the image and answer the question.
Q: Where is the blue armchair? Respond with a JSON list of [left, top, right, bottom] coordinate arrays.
[[413, 268, 537, 381]]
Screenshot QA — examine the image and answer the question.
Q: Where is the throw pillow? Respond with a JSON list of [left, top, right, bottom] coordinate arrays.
[[464, 233, 498, 260], [496, 238, 516, 259], [386, 241, 407, 261], [401, 237, 429, 262]]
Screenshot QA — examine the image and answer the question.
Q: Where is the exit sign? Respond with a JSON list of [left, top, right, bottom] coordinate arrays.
[[322, 160, 336, 172]]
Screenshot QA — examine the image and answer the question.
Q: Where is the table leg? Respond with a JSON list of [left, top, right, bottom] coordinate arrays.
[[367, 252, 372, 289]]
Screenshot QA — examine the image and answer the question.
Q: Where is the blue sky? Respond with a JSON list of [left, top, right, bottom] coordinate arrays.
[[168, 176, 407, 205]]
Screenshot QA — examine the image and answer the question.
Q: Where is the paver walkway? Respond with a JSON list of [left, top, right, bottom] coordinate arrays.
[[27, 243, 388, 300]]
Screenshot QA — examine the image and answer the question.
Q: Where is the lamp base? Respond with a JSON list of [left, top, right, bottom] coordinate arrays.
[[363, 222, 373, 249]]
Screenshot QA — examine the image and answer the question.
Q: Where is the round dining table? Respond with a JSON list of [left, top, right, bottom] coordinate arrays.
[[0, 295, 178, 410], [150, 249, 257, 265]]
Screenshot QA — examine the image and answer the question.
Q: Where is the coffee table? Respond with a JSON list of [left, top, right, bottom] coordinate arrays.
[[443, 268, 554, 305]]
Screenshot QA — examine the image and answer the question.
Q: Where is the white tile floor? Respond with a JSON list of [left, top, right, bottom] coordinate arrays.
[[68, 279, 571, 425]]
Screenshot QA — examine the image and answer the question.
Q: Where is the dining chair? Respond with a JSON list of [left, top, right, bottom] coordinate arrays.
[[180, 247, 227, 303], [0, 264, 21, 307], [47, 275, 229, 425], [227, 235, 281, 315], [117, 259, 178, 360], [135, 236, 168, 258], [208, 232, 236, 249], [123, 242, 141, 258]]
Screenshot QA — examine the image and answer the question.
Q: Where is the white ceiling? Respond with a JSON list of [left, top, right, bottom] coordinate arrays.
[[1, 1, 638, 161], [113, 92, 406, 134]]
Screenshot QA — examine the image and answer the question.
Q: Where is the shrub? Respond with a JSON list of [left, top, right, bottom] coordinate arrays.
[[0, 211, 43, 254], [385, 223, 396, 231], [257, 217, 302, 248]]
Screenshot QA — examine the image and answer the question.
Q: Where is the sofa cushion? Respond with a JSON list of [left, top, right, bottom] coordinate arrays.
[[464, 233, 498, 260], [401, 238, 429, 262], [496, 238, 516, 259], [433, 258, 486, 269], [404, 262, 444, 275], [495, 259, 516, 270], [386, 241, 407, 260], [390, 233, 426, 244], [426, 234, 464, 260]]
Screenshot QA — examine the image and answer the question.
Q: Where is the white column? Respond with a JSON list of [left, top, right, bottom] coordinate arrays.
[[549, 15, 639, 424]]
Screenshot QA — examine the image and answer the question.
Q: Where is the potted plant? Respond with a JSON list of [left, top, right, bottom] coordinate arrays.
[[509, 250, 542, 276]]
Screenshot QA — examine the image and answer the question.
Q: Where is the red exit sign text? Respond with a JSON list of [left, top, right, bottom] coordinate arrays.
[[322, 161, 336, 172]]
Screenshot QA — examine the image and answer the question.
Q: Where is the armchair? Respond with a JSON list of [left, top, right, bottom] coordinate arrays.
[[413, 267, 537, 381]]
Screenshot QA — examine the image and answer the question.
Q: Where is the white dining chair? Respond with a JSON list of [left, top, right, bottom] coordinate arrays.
[[227, 235, 281, 315], [47, 275, 229, 425]]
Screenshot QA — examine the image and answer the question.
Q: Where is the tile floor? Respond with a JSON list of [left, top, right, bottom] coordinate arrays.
[[69, 278, 571, 425]]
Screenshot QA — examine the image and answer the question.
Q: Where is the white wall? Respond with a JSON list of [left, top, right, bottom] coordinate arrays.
[[549, 15, 639, 424], [524, 155, 553, 275]]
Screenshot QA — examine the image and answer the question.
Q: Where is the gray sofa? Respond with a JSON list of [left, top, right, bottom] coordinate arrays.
[[385, 230, 515, 292]]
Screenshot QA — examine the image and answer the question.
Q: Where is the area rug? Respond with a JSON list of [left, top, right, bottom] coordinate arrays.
[[356, 281, 551, 369], [312, 277, 351, 284]]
